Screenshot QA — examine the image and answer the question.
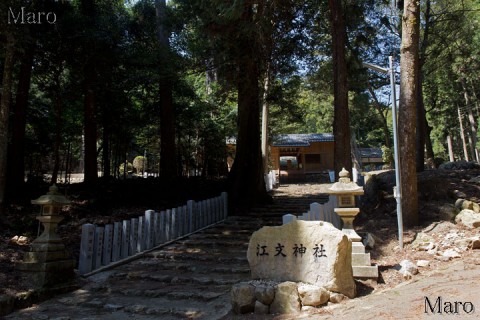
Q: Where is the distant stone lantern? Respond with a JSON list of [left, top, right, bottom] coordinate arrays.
[[17, 184, 76, 288], [327, 168, 364, 242]]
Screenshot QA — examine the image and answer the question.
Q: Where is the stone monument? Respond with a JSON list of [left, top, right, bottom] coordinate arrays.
[[247, 220, 356, 298], [17, 185, 76, 288]]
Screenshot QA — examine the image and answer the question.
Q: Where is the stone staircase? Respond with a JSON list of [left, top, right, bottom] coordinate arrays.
[[6, 187, 327, 320]]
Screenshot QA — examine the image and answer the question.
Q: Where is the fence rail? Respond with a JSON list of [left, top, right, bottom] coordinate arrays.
[[78, 192, 228, 275], [282, 196, 342, 229]]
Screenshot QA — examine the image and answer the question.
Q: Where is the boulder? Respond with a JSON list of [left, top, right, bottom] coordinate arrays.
[[399, 260, 418, 278], [455, 209, 480, 228], [270, 282, 301, 314], [254, 301, 269, 315], [439, 204, 459, 221], [247, 220, 355, 298], [411, 232, 436, 251], [329, 292, 347, 304], [298, 284, 330, 307], [455, 199, 477, 211], [231, 283, 256, 314], [416, 260, 430, 267], [254, 283, 275, 305], [442, 249, 461, 259]]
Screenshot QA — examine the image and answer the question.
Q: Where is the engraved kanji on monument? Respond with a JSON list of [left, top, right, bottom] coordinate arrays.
[[247, 220, 356, 298]]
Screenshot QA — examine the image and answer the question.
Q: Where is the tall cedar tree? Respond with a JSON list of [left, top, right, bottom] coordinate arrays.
[[0, 34, 15, 210], [399, 0, 419, 226], [8, 46, 34, 198], [82, 0, 99, 183], [155, 0, 177, 179], [227, 3, 269, 211], [329, 0, 352, 178]]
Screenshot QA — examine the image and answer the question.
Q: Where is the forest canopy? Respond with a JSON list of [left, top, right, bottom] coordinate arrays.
[[0, 0, 479, 210]]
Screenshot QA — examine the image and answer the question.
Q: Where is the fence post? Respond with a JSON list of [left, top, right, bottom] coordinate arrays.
[[221, 192, 228, 219], [137, 216, 145, 252], [187, 200, 194, 233], [145, 210, 154, 249], [93, 226, 104, 270], [130, 218, 138, 255], [79, 224, 95, 275], [165, 209, 171, 241], [102, 224, 113, 266], [112, 221, 122, 262], [159, 210, 166, 243], [121, 220, 131, 259], [154, 211, 161, 245]]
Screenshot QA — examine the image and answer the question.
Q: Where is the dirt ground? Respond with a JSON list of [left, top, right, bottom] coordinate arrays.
[[2, 168, 480, 316]]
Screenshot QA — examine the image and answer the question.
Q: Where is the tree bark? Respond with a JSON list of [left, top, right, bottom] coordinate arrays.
[[329, 0, 352, 178], [399, 0, 420, 227], [7, 46, 33, 198], [82, 0, 98, 184], [0, 34, 15, 209], [83, 62, 98, 184], [458, 106, 469, 161], [461, 78, 478, 161], [155, 0, 177, 179], [227, 4, 269, 211]]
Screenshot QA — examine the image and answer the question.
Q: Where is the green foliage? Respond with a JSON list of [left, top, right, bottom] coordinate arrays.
[[381, 145, 394, 166], [133, 156, 147, 173], [119, 162, 133, 175]]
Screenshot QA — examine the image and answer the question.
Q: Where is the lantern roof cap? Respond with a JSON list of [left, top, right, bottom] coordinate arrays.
[[328, 168, 364, 195], [31, 184, 71, 206]]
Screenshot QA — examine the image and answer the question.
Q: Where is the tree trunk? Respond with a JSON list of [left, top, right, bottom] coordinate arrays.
[[227, 4, 269, 211], [7, 46, 34, 198], [0, 34, 15, 209], [83, 62, 98, 184], [155, 0, 176, 179], [461, 78, 478, 161], [458, 106, 469, 161], [261, 68, 271, 174], [447, 135, 455, 162], [329, 0, 352, 178], [399, 0, 420, 227], [415, 0, 432, 172], [82, 0, 98, 184]]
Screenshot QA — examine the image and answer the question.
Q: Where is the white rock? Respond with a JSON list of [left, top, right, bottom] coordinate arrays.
[[298, 284, 329, 307], [247, 220, 355, 298], [399, 259, 418, 278], [416, 260, 430, 267], [329, 292, 347, 304], [455, 209, 480, 228], [270, 282, 301, 314], [442, 249, 461, 259]]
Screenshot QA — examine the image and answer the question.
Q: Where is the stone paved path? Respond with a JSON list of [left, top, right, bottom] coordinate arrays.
[[5, 185, 329, 320]]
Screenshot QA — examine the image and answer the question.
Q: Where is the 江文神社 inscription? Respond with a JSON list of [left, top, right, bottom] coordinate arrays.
[[247, 220, 356, 298]]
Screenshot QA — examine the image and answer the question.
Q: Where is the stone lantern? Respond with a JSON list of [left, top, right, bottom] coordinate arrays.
[[17, 184, 76, 288], [327, 168, 364, 241], [328, 168, 378, 278]]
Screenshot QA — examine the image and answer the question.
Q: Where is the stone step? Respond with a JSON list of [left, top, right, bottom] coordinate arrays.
[[147, 251, 248, 263], [353, 265, 379, 278], [352, 242, 365, 253], [133, 261, 250, 274], [352, 253, 371, 266]]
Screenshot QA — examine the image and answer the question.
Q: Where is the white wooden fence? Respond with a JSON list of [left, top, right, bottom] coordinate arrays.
[[282, 196, 342, 229], [78, 192, 228, 275]]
